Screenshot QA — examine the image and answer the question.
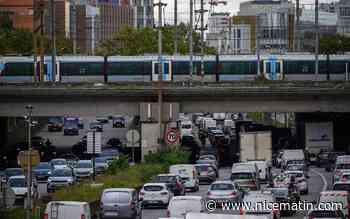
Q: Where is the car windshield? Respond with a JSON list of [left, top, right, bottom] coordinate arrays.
[[196, 165, 209, 172], [144, 185, 164, 191], [310, 210, 343, 218], [52, 160, 67, 165], [36, 163, 51, 169], [102, 191, 130, 204], [336, 163, 350, 169], [333, 184, 350, 192], [211, 183, 234, 190], [231, 172, 253, 180], [154, 176, 176, 183], [287, 165, 303, 171], [77, 162, 92, 168], [182, 124, 191, 129], [5, 169, 24, 177], [9, 178, 26, 187], [65, 120, 77, 126], [49, 117, 62, 123], [52, 169, 72, 177], [287, 160, 304, 165], [95, 158, 107, 163]]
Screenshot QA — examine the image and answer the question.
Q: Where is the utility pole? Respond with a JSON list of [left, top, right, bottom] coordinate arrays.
[[174, 0, 178, 54], [189, 0, 194, 78], [154, 0, 166, 146], [256, 15, 261, 76], [39, 0, 45, 82], [315, 0, 319, 79], [295, 0, 300, 51], [33, 0, 38, 82], [25, 105, 33, 219], [50, 0, 57, 82], [196, 0, 208, 77]]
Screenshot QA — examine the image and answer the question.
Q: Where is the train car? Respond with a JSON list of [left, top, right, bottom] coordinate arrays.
[[0, 56, 36, 82]]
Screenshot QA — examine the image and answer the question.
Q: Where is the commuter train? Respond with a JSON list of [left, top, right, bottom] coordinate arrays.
[[0, 54, 349, 82]]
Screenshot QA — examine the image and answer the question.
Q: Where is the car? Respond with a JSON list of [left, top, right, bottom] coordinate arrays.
[[305, 210, 345, 219], [169, 165, 199, 192], [241, 191, 281, 219], [333, 181, 350, 192], [333, 156, 350, 183], [113, 116, 126, 128], [284, 170, 309, 195], [106, 138, 122, 148], [152, 174, 186, 196], [48, 117, 64, 132], [231, 166, 260, 191], [47, 168, 75, 193], [139, 183, 173, 208], [194, 164, 217, 184], [206, 180, 243, 203], [285, 164, 308, 178], [96, 117, 109, 124], [33, 162, 52, 181], [61, 153, 79, 169], [100, 188, 141, 219], [2, 168, 24, 183], [319, 191, 349, 217], [325, 152, 346, 171], [50, 158, 69, 170], [78, 118, 84, 129], [248, 160, 271, 182], [196, 159, 219, 177], [95, 157, 109, 174], [167, 196, 205, 218], [271, 187, 297, 216], [74, 160, 93, 180], [7, 175, 30, 200], [31, 136, 45, 148], [44, 201, 92, 219], [90, 122, 103, 132]]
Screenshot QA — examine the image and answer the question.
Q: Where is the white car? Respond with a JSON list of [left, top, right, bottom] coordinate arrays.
[[169, 165, 199, 192], [44, 201, 92, 219], [167, 196, 204, 217], [7, 175, 34, 200], [319, 191, 349, 217], [50, 159, 69, 170], [140, 183, 173, 208], [304, 210, 345, 219], [242, 191, 280, 219], [284, 170, 308, 194], [74, 160, 93, 179]]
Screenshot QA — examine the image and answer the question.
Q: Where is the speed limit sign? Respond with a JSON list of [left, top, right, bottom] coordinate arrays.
[[165, 129, 180, 145]]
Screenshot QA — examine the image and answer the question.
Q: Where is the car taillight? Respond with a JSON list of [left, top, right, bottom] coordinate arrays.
[[161, 192, 168, 195], [166, 210, 170, 217], [81, 214, 85, 219], [44, 213, 48, 219], [239, 207, 245, 215], [309, 216, 314, 219], [230, 192, 236, 196], [207, 191, 212, 196], [139, 192, 145, 196]]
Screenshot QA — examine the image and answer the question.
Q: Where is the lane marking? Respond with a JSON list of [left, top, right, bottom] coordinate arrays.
[[311, 168, 328, 191]]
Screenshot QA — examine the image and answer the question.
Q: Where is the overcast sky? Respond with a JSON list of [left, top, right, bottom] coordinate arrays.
[[154, 0, 337, 25]]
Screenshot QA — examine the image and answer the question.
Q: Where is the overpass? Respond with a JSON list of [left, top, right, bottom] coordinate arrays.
[[0, 81, 350, 117]]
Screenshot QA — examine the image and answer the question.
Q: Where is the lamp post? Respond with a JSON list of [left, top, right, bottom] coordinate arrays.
[[25, 105, 34, 219]]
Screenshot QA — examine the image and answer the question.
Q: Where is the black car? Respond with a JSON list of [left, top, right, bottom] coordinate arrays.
[[96, 117, 109, 124], [48, 117, 63, 132], [321, 151, 346, 171], [113, 117, 126, 128], [152, 174, 185, 196]]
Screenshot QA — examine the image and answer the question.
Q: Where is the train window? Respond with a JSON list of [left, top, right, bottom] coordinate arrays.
[[4, 62, 33, 76], [172, 61, 189, 75]]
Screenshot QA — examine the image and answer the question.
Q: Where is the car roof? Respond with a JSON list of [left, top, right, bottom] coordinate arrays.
[[103, 188, 135, 193], [333, 181, 350, 185], [285, 170, 304, 174], [157, 174, 177, 177], [211, 180, 234, 185], [51, 158, 67, 161], [49, 201, 89, 206], [143, 183, 167, 187], [8, 175, 25, 180], [78, 160, 92, 163], [321, 190, 348, 196], [171, 196, 202, 201]]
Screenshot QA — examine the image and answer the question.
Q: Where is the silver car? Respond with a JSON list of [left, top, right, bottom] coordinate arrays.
[[195, 164, 216, 184], [47, 168, 75, 193], [206, 181, 243, 203], [100, 188, 141, 219]]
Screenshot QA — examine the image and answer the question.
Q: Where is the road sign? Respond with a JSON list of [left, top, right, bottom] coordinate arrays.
[[126, 129, 140, 148], [87, 131, 101, 154], [17, 150, 40, 169], [165, 129, 179, 145]]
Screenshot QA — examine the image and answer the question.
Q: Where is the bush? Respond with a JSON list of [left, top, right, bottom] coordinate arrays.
[[106, 154, 130, 174], [144, 148, 190, 168]]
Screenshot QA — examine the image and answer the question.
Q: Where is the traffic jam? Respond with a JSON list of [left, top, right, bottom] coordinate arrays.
[[0, 113, 348, 219]]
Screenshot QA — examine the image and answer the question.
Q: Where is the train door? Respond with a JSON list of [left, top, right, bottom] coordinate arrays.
[[46, 58, 60, 82], [263, 56, 283, 80], [152, 60, 172, 81]]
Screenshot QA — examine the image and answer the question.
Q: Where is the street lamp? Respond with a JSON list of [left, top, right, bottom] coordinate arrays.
[[24, 105, 34, 219]]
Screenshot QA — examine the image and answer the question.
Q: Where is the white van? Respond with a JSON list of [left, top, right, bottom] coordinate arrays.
[[319, 191, 349, 217], [180, 120, 193, 138], [169, 165, 199, 192], [248, 160, 270, 181], [167, 196, 204, 217], [281, 150, 305, 168], [44, 201, 91, 219]]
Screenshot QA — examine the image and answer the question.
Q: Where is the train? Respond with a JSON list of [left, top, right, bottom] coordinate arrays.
[[0, 53, 349, 82]]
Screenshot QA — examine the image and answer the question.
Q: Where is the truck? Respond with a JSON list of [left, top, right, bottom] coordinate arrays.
[[239, 131, 272, 162], [63, 117, 80, 136], [305, 122, 333, 154]]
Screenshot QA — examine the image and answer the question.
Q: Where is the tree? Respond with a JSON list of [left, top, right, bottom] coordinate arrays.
[[319, 35, 342, 80]]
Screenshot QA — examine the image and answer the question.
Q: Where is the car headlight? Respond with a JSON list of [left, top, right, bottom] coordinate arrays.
[[48, 171, 52, 175], [47, 178, 52, 183], [67, 178, 73, 183]]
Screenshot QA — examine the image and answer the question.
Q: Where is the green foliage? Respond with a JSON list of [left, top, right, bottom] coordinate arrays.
[[51, 149, 188, 203], [2, 207, 44, 219], [319, 34, 350, 55], [144, 148, 190, 168], [96, 24, 217, 56], [106, 155, 130, 174]]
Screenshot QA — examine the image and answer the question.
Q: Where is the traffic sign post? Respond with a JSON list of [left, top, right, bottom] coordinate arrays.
[[165, 129, 180, 145], [126, 130, 140, 164], [87, 131, 101, 181]]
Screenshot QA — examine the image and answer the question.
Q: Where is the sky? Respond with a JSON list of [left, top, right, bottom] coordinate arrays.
[[154, 0, 337, 25]]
